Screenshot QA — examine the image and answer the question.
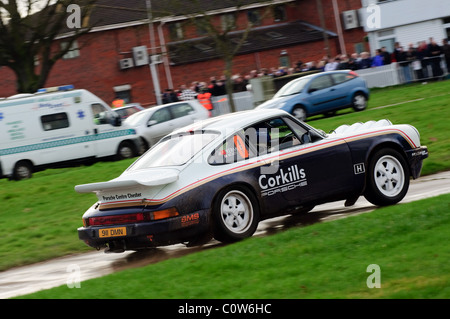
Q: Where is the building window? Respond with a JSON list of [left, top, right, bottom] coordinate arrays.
[[41, 113, 69, 131], [247, 9, 261, 26], [61, 40, 80, 59], [377, 29, 395, 53], [114, 85, 132, 104], [279, 50, 290, 67], [169, 22, 184, 40], [221, 13, 236, 31], [273, 5, 287, 22], [195, 18, 208, 36], [443, 17, 450, 39]]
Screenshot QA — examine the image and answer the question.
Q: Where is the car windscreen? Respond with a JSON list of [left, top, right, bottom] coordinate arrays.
[[273, 77, 310, 98], [127, 131, 219, 170]]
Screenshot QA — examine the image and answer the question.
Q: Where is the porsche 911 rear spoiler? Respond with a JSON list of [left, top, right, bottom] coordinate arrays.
[[74, 169, 179, 193]]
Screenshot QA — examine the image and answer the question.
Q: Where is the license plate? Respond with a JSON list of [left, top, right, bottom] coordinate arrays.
[[99, 227, 126, 238]]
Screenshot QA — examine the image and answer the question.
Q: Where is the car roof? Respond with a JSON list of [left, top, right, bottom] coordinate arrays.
[[172, 109, 290, 134], [114, 103, 143, 110], [290, 70, 352, 81], [133, 100, 199, 114]]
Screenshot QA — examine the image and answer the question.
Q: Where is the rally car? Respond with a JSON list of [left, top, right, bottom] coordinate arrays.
[[75, 109, 428, 252]]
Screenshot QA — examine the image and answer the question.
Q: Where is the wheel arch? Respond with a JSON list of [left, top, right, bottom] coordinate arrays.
[[366, 141, 408, 165], [365, 140, 411, 180]]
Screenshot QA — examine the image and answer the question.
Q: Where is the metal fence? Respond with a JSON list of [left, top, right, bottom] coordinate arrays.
[[211, 91, 254, 116], [209, 55, 449, 115], [357, 55, 448, 88]]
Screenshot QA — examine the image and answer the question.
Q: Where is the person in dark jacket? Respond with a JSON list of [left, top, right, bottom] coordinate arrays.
[[427, 39, 443, 77], [162, 88, 179, 104], [443, 38, 450, 73]]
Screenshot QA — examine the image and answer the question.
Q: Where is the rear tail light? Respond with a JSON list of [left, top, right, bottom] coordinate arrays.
[[349, 71, 359, 77], [84, 207, 179, 226]]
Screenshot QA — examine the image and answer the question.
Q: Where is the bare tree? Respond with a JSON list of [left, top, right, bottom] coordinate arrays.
[[154, 0, 276, 112], [0, 0, 97, 93]]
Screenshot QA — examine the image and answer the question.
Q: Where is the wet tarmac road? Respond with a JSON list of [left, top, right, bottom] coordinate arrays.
[[1, 171, 449, 299]]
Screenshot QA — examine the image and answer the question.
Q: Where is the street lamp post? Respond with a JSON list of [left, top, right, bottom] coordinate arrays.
[[146, 0, 162, 105]]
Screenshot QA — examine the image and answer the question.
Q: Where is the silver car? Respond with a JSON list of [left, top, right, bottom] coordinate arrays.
[[124, 100, 210, 150]]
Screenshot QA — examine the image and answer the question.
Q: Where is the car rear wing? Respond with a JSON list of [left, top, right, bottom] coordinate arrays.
[[75, 169, 179, 193]]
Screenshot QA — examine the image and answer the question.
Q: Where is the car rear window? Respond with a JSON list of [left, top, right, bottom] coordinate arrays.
[[127, 132, 219, 170]]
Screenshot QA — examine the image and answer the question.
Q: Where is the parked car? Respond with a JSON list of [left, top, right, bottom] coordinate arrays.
[[256, 70, 369, 121], [113, 103, 145, 120], [75, 109, 428, 252], [124, 100, 210, 150]]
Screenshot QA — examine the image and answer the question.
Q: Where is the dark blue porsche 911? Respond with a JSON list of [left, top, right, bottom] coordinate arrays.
[[75, 109, 428, 252]]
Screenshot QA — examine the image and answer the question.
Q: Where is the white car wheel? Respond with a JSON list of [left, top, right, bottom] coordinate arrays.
[[220, 190, 253, 234], [212, 186, 259, 242], [374, 155, 405, 197], [364, 149, 410, 206]]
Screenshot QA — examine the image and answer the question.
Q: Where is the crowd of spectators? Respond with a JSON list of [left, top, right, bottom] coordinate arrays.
[[162, 37, 450, 103]]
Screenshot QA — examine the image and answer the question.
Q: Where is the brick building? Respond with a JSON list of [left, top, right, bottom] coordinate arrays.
[[0, 0, 367, 106]]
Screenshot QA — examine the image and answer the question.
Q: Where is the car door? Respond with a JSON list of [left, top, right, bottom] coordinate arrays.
[[251, 116, 354, 205], [282, 117, 354, 203], [168, 102, 197, 129], [329, 72, 355, 105], [306, 74, 342, 113], [146, 107, 174, 146]]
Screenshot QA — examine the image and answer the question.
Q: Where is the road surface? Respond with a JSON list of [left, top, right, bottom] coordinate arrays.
[[1, 171, 449, 299]]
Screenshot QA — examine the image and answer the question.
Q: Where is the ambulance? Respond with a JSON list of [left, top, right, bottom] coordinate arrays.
[[0, 85, 141, 180]]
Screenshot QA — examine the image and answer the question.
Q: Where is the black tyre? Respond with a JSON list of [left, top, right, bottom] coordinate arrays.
[[13, 161, 33, 180], [364, 148, 410, 206], [212, 186, 260, 243], [117, 141, 136, 160], [352, 92, 367, 111]]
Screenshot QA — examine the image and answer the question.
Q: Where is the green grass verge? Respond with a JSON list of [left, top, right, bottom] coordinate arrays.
[[20, 194, 450, 299], [0, 80, 449, 272], [0, 159, 135, 271]]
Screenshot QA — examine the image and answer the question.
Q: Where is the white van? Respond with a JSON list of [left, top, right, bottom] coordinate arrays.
[[0, 85, 141, 180]]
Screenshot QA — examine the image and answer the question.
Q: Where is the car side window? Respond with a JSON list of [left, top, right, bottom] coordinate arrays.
[[170, 103, 194, 118], [282, 117, 310, 144], [246, 118, 301, 155], [331, 73, 356, 85], [41, 112, 70, 131], [149, 107, 171, 124], [91, 103, 111, 125], [208, 132, 256, 165], [309, 75, 333, 92], [208, 117, 306, 165]]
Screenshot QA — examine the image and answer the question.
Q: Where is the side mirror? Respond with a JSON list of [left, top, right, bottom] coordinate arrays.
[[110, 112, 121, 126], [308, 88, 317, 93]]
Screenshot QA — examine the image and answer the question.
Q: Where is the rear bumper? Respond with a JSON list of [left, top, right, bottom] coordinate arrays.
[[78, 209, 210, 251], [405, 146, 428, 179]]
